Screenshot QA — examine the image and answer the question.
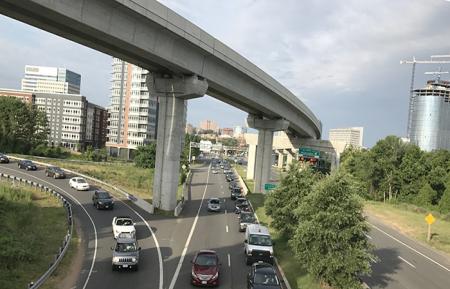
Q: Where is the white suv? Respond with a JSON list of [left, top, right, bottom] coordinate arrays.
[[244, 224, 274, 265], [69, 177, 90, 191], [112, 216, 136, 239]]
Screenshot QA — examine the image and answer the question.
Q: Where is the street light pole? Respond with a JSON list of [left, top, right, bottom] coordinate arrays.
[[188, 141, 192, 163]]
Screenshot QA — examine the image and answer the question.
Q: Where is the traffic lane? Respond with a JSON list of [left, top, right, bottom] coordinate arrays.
[[363, 218, 450, 289], [0, 162, 161, 289]]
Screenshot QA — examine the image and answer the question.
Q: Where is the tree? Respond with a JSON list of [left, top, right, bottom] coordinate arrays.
[[438, 180, 450, 214], [0, 97, 49, 153], [414, 183, 437, 208], [221, 138, 238, 147], [340, 147, 374, 198], [290, 171, 374, 289], [397, 144, 426, 202], [265, 163, 320, 236], [134, 142, 156, 168]]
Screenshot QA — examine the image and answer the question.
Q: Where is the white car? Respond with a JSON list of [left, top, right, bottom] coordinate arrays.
[[112, 216, 136, 239], [212, 169, 218, 174], [69, 177, 90, 191]]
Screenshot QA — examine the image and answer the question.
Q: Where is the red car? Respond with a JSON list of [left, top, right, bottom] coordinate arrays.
[[191, 250, 220, 286]]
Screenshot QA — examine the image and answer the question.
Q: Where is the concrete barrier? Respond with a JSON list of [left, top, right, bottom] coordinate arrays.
[[174, 171, 192, 217]]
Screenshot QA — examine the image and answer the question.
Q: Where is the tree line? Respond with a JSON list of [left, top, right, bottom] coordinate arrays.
[[340, 136, 450, 214]]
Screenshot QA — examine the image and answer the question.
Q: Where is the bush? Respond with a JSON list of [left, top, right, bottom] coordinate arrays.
[[439, 184, 450, 214], [415, 183, 437, 208], [134, 143, 156, 168], [30, 144, 70, 158]]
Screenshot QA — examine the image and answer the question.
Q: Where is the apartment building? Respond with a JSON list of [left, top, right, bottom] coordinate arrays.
[[329, 127, 364, 154], [21, 65, 81, 94], [0, 88, 35, 104], [106, 58, 158, 159]]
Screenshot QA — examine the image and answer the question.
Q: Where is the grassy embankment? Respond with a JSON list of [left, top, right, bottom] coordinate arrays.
[[365, 201, 450, 255], [234, 164, 322, 289], [13, 155, 154, 203], [0, 180, 78, 289]]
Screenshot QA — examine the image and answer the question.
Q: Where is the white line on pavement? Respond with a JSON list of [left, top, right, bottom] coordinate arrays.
[[169, 164, 212, 289], [225, 209, 227, 215], [370, 256, 378, 263], [365, 233, 373, 240], [226, 225, 229, 233], [370, 223, 450, 272], [399, 256, 416, 268], [228, 253, 231, 267]]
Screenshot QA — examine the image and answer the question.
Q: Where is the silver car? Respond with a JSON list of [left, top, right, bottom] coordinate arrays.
[[111, 235, 141, 271], [207, 198, 221, 212]]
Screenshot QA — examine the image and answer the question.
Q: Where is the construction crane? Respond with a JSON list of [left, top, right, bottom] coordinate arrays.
[[400, 55, 450, 138], [424, 69, 449, 82]]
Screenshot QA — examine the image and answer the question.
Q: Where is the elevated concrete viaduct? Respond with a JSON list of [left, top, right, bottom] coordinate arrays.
[[0, 0, 322, 210]]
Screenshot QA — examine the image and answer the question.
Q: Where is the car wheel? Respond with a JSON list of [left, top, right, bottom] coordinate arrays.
[[246, 257, 252, 266], [26, 167, 29, 171], [112, 264, 116, 271], [96, 203, 100, 209], [134, 265, 139, 271], [53, 175, 57, 179]]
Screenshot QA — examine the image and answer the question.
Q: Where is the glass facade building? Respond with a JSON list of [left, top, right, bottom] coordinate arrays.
[[409, 80, 450, 151]]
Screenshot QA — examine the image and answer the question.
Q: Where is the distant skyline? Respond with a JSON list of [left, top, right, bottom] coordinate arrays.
[[1, 1, 450, 146]]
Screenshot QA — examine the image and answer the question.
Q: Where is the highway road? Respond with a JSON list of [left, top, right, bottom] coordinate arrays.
[[0, 160, 276, 289]]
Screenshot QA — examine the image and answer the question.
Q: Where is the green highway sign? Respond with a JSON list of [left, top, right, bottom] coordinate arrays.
[[264, 183, 277, 191], [299, 147, 320, 158]]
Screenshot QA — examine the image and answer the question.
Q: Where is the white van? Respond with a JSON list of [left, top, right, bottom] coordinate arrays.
[[244, 224, 274, 265]]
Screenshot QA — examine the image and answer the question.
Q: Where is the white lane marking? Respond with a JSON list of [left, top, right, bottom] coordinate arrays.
[[1, 168, 98, 289], [227, 253, 231, 267], [226, 225, 229, 233], [370, 256, 378, 263], [365, 233, 373, 240], [168, 163, 211, 289], [370, 223, 450, 272], [399, 256, 416, 268], [225, 209, 227, 215]]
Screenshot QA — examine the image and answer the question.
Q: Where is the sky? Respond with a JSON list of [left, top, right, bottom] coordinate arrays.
[[1, 0, 450, 147]]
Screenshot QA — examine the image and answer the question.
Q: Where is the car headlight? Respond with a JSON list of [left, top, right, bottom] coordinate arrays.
[[113, 257, 120, 262], [191, 271, 197, 278], [212, 272, 219, 280], [131, 257, 137, 263], [98, 201, 103, 204], [247, 249, 252, 256]]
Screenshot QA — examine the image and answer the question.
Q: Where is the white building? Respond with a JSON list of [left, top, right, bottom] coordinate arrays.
[[233, 125, 247, 138], [328, 127, 364, 154], [106, 58, 158, 159], [21, 65, 81, 94], [199, 140, 212, 153]]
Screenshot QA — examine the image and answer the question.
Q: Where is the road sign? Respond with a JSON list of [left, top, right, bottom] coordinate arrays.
[[264, 183, 277, 191], [299, 147, 320, 158], [425, 213, 435, 225]]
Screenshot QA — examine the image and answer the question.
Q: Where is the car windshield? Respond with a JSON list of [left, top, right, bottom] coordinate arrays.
[[77, 179, 86, 183], [97, 192, 111, 199], [254, 271, 279, 285], [241, 213, 255, 222], [23, 161, 33, 165], [116, 242, 137, 252], [117, 219, 133, 226], [249, 234, 272, 246], [237, 199, 248, 206], [209, 199, 220, 204], [53, 167, 63, 172], [195, 254, 217, 266]]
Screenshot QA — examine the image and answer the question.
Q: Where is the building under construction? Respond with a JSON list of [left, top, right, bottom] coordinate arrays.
[[409, 79, 450, 151]]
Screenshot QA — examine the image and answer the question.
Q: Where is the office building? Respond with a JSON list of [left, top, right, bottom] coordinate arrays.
[[21, 65, 81, 94], [106, 58, 158, 159], [0, 88, 35, 104], [199, 120, 219, 132], [86, 103, 108, 149], [329, 127, 364, 154], [409, 79, 450, 151]]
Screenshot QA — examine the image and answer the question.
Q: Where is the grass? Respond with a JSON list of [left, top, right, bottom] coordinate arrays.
[[0, 180, 69, 289], [13, 155, 154, 202], [246, 193, 322, 289], [234, 164, 255, 193], [365, 201, 450, 255]]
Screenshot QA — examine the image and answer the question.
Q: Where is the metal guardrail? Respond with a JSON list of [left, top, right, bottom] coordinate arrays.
[[0, 172, 73, 289]]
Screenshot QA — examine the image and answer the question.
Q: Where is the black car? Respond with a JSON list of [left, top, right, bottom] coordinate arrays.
[[235, 197, 251, 214], [45, 166, 66, 179], [226, 174, 234, 182], [92, 190, 114, 210], [239, 211, 257, 232], [229, 181, 237, 190], [0, 153, 9, 163], [247, 262, 282, 289], [18, 160, 37, 171], [231, 186, 243, 200]]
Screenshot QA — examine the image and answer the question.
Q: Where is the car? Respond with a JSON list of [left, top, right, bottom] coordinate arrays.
[[69, 177, 90, 191], [112, 216, 136, 239], [111, 235, 140, 271], [92, 190, 114, 209], [18, 159, 37, 171], [45, 166, 66, 179], [247, 262, 281, 289], [239, 211, 257, 232], [231, 187, 243, 200], [235, 197, 250, 214], [244, 224, 274, 265], [0, 153, 9, 163], [229, 181, 237, 190], [226, 174, 234, 182], [212, 169, 218, 174], [207, 198, 221, 212], [191, 250, 220, 286]]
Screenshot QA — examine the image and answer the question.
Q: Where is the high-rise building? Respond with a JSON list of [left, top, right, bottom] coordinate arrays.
[[21, 65, 81, 94], [106, 58, 158, 159], [199, 120, 219, 132], [329, 127, 364, 154], [409, 79, 450, 151]]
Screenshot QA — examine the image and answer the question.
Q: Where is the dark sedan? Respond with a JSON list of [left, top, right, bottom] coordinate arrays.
[[92, 190, 114, 210], [247, 262, 282, 289], [45, 166, 66, 179], [0, 153, 9, 163], [18, 160, 37, 171]]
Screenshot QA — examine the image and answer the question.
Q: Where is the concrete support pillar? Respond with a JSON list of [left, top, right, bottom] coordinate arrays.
[[247, 115, 289, 193], [285, 149, 295, 166], [148, 74, 208, 211], [277, 150, 284, 168], [246, 144, 257, 180]]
